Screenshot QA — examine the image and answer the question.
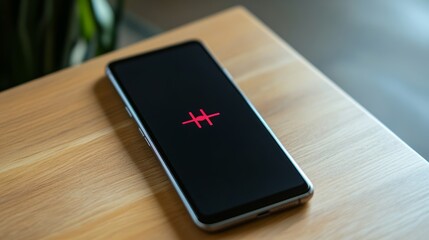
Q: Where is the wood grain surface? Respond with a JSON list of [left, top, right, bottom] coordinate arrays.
[[1, 7, 428, 239]]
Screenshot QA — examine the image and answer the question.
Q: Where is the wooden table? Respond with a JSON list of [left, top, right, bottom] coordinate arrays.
[[1, 7, 428, 239]]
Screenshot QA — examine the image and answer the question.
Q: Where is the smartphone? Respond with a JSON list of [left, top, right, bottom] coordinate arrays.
[[106, 40, 313, 231]]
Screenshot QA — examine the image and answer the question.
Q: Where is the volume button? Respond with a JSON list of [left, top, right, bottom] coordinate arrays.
[[138, 127, 145, 137], [138, 127, 151, 147], [125, 106, 132, 118], [144, 136, 151, 147]]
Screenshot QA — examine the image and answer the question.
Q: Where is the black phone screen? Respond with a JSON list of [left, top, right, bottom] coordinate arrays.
[[108, 41, 310, 224]]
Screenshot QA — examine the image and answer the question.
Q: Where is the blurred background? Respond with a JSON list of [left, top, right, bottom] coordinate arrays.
[[1, 0, 428, 160]]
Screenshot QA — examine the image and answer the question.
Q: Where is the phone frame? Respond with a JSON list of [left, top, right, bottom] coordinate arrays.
[[106, 40, 313, 231]]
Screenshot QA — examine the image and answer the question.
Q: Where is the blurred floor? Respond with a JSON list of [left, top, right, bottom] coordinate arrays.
[[120, 0, 429, 160]]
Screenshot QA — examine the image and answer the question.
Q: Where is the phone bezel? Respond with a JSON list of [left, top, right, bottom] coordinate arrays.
[[106, 40, 313, 231]]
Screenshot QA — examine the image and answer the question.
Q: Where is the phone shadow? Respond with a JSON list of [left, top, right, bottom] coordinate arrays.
[[93, 77, 310, 238]]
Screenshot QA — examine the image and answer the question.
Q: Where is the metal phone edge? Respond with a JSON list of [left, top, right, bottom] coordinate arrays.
[[105, 41, 313, 231]]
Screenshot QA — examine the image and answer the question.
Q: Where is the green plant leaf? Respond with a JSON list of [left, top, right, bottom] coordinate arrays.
[[77, 0, 96, 41]]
